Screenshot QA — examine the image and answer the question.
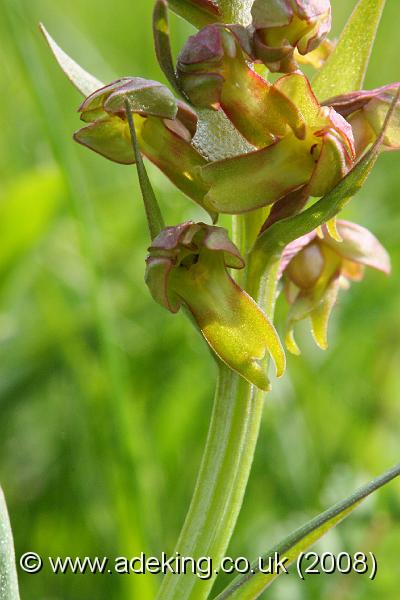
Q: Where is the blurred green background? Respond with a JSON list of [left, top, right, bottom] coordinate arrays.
[[0, 0, 399, 598]]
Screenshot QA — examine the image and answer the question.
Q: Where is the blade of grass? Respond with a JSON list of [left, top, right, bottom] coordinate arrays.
[[0, 487, 21, 600], [2, 2, 158, 597], [214, 463, 400, 599], [312, 0, 387, 100]]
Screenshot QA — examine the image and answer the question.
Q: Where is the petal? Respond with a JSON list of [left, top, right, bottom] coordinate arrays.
[[279, 230, 318, 276], [145, 256, 180, 313], [325, 216, 343, 242], [202, 227, 245, 269], [170, 253, 285, 389], [80, 77, 179, 120], [273, 72, 321, 126], [79, 78, 133, 114], [310, 277, 340, 349], [201, 133, 315, 214], [139, 117, 209, 208], [307, 131, 350, 196], [323, 220, 391, 274], [104, 78, 178, 120], [74, 117, 134, 164]]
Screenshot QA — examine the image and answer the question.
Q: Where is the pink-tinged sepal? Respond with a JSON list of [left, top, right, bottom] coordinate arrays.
[[251, 0, 332, 73], [325, 84, 400, 154], [146, 222, 286, 389], [281, 220, 390, 353]]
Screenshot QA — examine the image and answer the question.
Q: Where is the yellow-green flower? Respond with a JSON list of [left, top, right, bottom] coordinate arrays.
[[146, 221, 286, 389], [281, 220, 391, 354]]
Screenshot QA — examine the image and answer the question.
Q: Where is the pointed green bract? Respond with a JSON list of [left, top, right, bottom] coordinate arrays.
[[0, 487, 21, 600], [312, 0, 386, 100], [40, 23, 104, 96], [214, 464, 400, 600]]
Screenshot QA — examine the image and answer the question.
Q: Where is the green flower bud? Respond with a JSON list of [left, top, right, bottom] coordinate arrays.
[[146, 221, 286, 389], [281, 220, 390, 354], [324, 84, 400, 155], [73, 78, 209, 210], [251, 0, 332, 73]]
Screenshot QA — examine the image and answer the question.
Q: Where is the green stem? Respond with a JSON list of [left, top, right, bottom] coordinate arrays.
[[156, 6, 278, 598], [157, 241, 281, 600], [156, 367, 265, 600]]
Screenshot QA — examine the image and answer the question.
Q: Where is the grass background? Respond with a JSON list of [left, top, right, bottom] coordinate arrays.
[[0, 0, 399, 598]]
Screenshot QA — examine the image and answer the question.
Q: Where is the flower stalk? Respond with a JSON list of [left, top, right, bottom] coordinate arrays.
[[156, 248, 281, 600]]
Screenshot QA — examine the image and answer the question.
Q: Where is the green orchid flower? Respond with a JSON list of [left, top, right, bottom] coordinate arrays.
[[201, 72, 355, 214], [251, 0, 332, 73], [324, 83, 400, 155], [281, 220, 391, 355], [74, 77, 209, 209], [146, 221, 286, 390], [177, 23, 306, 148]]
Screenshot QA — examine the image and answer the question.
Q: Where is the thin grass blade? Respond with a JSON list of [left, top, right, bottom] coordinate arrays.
[[214, 463, 400, 599]]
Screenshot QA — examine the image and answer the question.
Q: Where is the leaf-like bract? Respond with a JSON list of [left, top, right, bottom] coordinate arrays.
[[40, 23, 104, 96], [312, 0, 386, 100], [214, 464, 400, 599]]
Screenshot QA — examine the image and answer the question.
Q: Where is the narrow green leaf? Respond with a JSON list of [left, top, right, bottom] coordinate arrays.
[[153, 0, 181, 95], [40, 23, 104, 96], [214, 464, 400, 600], [312, 0, 386, 100], [0, 487, 21, 600]]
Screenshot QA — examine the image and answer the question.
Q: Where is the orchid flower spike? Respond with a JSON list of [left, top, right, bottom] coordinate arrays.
[[280, 220, 391, 354], [146, 221, 286, 389]]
